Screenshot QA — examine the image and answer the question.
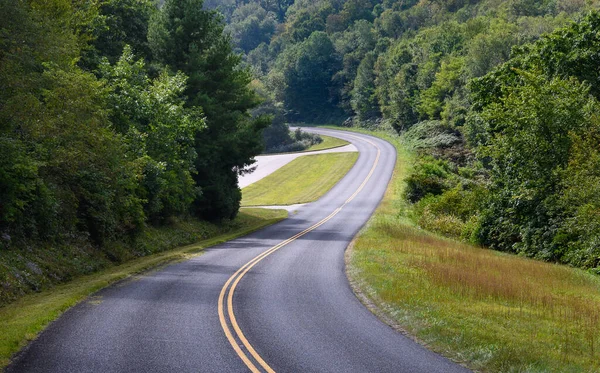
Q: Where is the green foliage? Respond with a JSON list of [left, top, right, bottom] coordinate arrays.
[[224, 0, 589, 128], [557, 129, 600, 268], [262, 124, 322, 153], [464, 19, 518, 78], [100, 46, 204, 221], [226, 3, 277, 52], [351, 52, 381, 120], [334, 20, 377, 113], [1, 0, 269, 259], [149, 0, 268, 220], [0, 0, 144, 244], [417, 57, 465, 120], [83, 0, 156, 68], [404, 156, 454, 203], [474, 71, 599, 263], [284, 2, 332, 42], [413, 183, 485, 240], [403, 120, 462, 149], [39, 66, 144, 244], [274, 31, 342, 120], [471, 11, 600, 111]]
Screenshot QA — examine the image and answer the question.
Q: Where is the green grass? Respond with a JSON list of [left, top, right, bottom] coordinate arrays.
[[0, 208, 287, 369], [265, 135, 349, 155], [307, 135, 349, 151], [242, 152, 358, 206], [323, 126, 600, 372]]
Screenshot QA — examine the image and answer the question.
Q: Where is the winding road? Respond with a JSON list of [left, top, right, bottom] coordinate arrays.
[[7, 128, 469, 373]]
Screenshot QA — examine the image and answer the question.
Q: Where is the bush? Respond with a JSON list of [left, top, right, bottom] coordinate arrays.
[[403, 120, 462, 149], [404, 156, 454, 203], [412, 184, 485, 240], [262, 124, 322, 153]]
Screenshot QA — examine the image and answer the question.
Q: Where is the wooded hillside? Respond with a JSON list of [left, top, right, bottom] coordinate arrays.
[[216, 0, 600, 271]]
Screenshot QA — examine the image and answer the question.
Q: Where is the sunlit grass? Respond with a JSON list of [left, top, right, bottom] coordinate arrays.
[[307, 135, 349, 151], [0, 208, 287, 369], [241, 152, 358, 206], [334, 126, 600, 372]]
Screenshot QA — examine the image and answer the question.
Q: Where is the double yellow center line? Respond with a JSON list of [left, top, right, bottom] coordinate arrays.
[[218, 134, 381, 372]]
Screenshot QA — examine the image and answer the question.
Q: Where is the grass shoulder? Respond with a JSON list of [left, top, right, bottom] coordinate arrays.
[[306, 135, 349, 151], [322, 125, 600, 372], [0, 208, 286, 369], [242, 152, 358, 206]]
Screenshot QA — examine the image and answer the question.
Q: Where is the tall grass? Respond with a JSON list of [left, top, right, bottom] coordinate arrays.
[[337, 126, 600, 372]]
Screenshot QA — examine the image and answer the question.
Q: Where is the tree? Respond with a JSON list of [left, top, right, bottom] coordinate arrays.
[[275, 31, 342, 120], [149, 0, 268, 220], [259, 0, 295, 22], [471, 12, 600, 110], [334, 20, 377, 113], [0, 0, 144, 244], [417, 57, 464, 120], [83, 0, 156, 68], [100, 46, 205, 221], [464, 19, 518, 79], [351, 52, 381, 120], [474, 72, 596, 261], [225, 3, 277, 53]]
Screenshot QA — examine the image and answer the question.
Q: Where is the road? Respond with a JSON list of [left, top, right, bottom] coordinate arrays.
[[7, 128, 469, 373]]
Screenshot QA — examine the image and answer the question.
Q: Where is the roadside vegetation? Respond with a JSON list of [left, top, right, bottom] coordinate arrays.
[[0, 208, 286, 369], [262, 122, 324, 153], [306, 135, 349, 152], [261, 118, 349, 153], [0, 0, 274, 311], [241, 153, 358, 206], [339, 127, 600, 372]]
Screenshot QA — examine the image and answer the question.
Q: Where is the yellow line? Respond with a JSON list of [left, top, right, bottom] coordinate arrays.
[[218, 275, 261, 373], [218, 133, 381, 372]]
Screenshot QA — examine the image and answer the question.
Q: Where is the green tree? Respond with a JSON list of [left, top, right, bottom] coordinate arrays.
[[149, 0, 268, 220], [418, 57, 464, 120], [351, 52, 381, 120], [0, 0, 144, 244], [474, 72, 596, 261], [333, 20, 377, 113], [471, 12, 600, 110], [100, 46, 205, 221], [226, 3, 277, 53], [83, 0, 156, 68], [556, 126, 600, 268], [275, 31, 342, 120]]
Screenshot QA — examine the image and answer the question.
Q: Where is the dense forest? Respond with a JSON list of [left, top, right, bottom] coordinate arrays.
[[212, 0, 600, 271], [0, 0, 273, 302]]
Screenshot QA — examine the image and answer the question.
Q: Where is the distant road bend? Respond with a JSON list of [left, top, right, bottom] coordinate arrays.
[[8, 128, 469, 373]]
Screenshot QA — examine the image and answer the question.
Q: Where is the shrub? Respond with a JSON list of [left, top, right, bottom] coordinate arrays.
[[413, 184, 486, 240], [404, 156, 454, 203], [262, 124, 322, 153]]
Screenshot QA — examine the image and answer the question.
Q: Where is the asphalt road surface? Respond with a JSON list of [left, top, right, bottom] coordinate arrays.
[[7, 128, 470, 373]]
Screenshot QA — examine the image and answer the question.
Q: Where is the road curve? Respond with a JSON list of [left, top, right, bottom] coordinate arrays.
[[7, 128, 469, 373]]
